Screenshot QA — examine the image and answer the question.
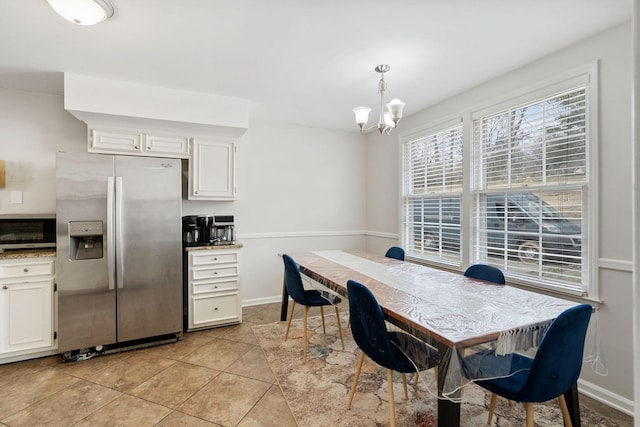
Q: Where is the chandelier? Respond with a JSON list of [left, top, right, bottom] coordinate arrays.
[[353, 64, 406, 135]]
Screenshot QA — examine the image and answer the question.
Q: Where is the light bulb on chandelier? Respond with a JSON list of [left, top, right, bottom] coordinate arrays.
[[353, 64, 406, 135]]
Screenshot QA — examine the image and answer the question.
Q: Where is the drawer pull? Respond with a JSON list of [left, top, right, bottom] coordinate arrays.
[[213, 257, 218, 261], [213, 272, 218, 275], [2, 285, 7, 290], [214, 285, 218, 289], [23, 268, 29, 273], [214, 307, 219, 311]]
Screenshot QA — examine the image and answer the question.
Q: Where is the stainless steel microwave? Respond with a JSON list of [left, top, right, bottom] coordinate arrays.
[[0, 214, 56, 250]]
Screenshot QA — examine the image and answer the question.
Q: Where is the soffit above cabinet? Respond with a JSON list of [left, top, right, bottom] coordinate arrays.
[[64, 73, 249, 138]]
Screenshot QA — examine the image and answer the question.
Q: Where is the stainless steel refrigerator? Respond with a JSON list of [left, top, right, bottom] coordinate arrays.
[[56, 152, 182, 353]]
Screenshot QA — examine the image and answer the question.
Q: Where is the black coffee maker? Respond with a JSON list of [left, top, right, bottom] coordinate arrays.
[[197, 215, 213, 244], [182, 215, 213, 246], [182, 216, 200, 246]]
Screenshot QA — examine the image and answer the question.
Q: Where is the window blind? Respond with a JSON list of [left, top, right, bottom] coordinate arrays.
[[402, 125, 463, 264], [472, 87, 588, 294]]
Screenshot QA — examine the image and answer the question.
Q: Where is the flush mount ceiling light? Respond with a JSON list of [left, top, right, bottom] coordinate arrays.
[[46, 0, 114, 25], [353, 64, 406, 135]]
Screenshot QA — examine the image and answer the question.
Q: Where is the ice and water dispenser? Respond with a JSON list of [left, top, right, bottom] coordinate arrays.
[[68, 221, 103, 260]]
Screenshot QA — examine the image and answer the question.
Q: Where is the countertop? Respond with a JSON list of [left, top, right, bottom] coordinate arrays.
[[0, 243, 243, 259], [0, 249, 56, 260], [185, 243, 243, 251]]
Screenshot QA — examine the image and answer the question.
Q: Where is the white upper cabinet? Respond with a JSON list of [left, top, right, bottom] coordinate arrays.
[[88, 128, 189, 159], [188, 138, 236, 200], [89, 128, 143, 154], [144, 133, 190, 157]]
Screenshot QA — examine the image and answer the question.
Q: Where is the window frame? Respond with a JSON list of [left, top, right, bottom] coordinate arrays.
[[400, 117, 464, 267], [399, 62, 599, 298]]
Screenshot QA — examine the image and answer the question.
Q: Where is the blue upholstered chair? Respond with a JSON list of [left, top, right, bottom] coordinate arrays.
[[346, 280, 438, 427], [385, 246, 405, 261], [461, 304, 592, 427], [463, 263, 505, 285], [282, 254, 344, 362]]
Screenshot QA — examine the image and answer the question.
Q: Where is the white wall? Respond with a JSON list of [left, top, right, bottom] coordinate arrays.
[[0, 88, 86, 213], [183, 120, 368, 304], [632, 2, 640, 425], [366, 23, 635, 413]]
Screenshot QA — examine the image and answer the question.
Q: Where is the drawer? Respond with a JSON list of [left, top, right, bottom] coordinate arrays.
[[0, 260, 54, 279], [192, 293, 239, 325], [190, 251, 238, 267], [191, 265, 238, 281], [193, 279, 238, 294]]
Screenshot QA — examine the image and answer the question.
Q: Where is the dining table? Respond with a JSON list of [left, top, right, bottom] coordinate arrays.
[[280, 249, 583, 427]]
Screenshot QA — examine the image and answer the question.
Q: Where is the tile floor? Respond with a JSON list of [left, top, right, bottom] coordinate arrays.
[[0, 303, 634, 426]]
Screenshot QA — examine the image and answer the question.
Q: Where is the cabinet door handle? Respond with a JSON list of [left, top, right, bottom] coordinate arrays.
[[214, 307, 219, 311]]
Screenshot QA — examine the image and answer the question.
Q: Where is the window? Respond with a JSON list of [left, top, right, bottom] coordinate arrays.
[[472, 87, 588, 295], [402, 123, 463, 265], [401, 66, 595, 296]]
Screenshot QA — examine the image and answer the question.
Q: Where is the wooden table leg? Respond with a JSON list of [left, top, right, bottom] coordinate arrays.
[[438, 398, 461, 427], [563, 383, 581, 427], [280, 276, 289, 321], [436, 343, 461, 427]]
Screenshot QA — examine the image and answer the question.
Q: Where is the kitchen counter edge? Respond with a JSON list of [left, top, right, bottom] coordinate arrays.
[[0, 249, 57, 260], [185, 243, 243, 251]]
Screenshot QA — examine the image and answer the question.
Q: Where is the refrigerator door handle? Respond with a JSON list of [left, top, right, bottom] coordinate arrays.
[[116, 177, 124, 289], [107, 177, 116, 291]]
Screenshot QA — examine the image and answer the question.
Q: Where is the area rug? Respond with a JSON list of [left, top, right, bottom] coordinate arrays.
[[252, 314, 622, 427]]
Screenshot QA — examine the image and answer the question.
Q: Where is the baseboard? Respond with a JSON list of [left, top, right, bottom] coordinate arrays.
[[578, 378, 635, 416], [242, 295, 282, 307]]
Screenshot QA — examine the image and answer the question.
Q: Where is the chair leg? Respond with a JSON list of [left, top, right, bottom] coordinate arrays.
[[284, 301, 296, 340], [487, 393, 497, 425], [334, 305, 345, 350], [347, 352, 365, 410], [388, 369, 397, 427], [525, 402, 534, 427], [413, 372, 419, 386], [558, 395, 573, 427], [303, 305, 309, 362], [401, 373, 408, 400], [320, 306, 326, 334]]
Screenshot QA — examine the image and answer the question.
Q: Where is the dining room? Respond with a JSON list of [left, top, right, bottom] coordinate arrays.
[[0, 1, 637, 426]]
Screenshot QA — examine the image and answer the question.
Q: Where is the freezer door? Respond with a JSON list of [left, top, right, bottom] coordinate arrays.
[[56, 152, 117, 352], [114, 156, 182, 342]]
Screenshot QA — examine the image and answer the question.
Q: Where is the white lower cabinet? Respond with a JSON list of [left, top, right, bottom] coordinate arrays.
[[187, 249, 241, 331], [0, 257, 56, 362]]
